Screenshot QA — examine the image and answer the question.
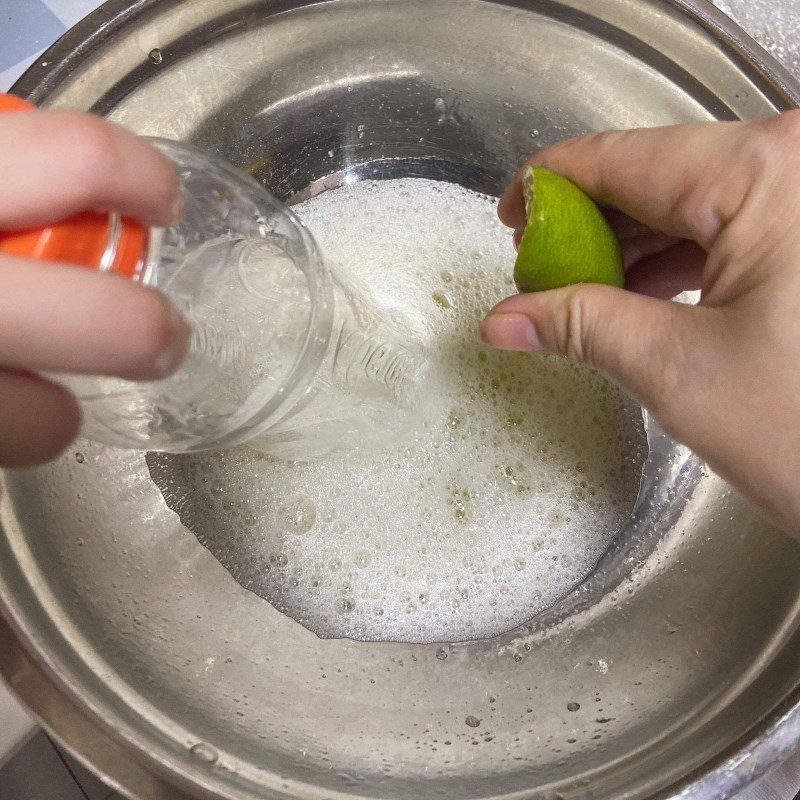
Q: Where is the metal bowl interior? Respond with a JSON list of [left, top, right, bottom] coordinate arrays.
[[2, 1, 800, 799]]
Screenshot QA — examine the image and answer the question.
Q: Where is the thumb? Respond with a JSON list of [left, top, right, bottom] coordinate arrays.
[[479, 285, 713, 416]]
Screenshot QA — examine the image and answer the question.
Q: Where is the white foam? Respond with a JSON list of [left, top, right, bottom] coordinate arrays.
[[154, 178, 646, 643]]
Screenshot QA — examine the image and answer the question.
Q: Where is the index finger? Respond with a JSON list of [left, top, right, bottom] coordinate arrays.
[[0, 256, 190, 380], [497, 118, 774, 250], [0, 110, 178, 229]]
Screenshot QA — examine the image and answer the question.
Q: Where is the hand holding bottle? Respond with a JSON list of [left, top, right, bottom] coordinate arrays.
[[0, 98, 425, 462], [0, 104, 189, 466]]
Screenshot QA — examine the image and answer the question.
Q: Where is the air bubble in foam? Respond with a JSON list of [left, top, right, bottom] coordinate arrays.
[[148, 178, 647, 643]]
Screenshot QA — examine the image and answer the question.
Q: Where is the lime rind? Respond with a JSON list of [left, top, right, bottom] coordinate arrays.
[[513, 165, 624, 293]]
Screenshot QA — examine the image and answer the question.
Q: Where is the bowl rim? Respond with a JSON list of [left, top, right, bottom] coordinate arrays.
[[4, 1, 799, 798]]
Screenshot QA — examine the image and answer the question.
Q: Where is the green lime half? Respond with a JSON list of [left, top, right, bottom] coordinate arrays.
[[513, 165, 623, 293]]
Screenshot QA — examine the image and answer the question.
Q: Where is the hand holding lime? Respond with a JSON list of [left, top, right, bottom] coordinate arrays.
[[513, 166, 623, 292]]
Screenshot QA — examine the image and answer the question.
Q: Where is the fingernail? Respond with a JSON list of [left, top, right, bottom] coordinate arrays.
[[153, 304, 191, 378], [479, 312, 543, 351]]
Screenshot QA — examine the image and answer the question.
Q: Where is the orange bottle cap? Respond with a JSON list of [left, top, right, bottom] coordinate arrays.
[[0, 93, 147, 279], [0, 93, 37, 113]]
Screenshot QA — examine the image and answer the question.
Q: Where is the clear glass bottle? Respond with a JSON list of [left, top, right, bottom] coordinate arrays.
[[1, 126, 427, 458]]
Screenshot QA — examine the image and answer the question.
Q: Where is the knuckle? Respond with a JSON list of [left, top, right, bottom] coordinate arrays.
[[744, 112, 800, 178], [541, 130, 620, 197], [675, 178, 729, 245], [742, 127, 778, 179], [761, 112, 800, 183], [646, 349, 683, 419], [677, 126, 771, 244], [641, 306, 694, 418], [555, 285, 603, 365], [763, 109, 800, 145], [708, 113, 800, 246]]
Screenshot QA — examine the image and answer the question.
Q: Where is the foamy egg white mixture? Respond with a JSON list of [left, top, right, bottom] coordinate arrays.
[[150, 178, 647, 643]]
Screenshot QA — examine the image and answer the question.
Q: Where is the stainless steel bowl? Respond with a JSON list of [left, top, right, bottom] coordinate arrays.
[[2, 2, 800, 799]]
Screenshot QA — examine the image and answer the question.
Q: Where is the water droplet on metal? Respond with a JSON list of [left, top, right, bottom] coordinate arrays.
[[190, 742, 218, 764]]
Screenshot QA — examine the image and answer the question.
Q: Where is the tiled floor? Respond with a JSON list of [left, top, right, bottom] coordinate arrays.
[[0, 731, 120, 800]]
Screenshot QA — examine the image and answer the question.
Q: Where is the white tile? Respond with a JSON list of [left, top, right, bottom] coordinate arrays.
[[42, 0, 104, 29], [0, 678, 37, 769]]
